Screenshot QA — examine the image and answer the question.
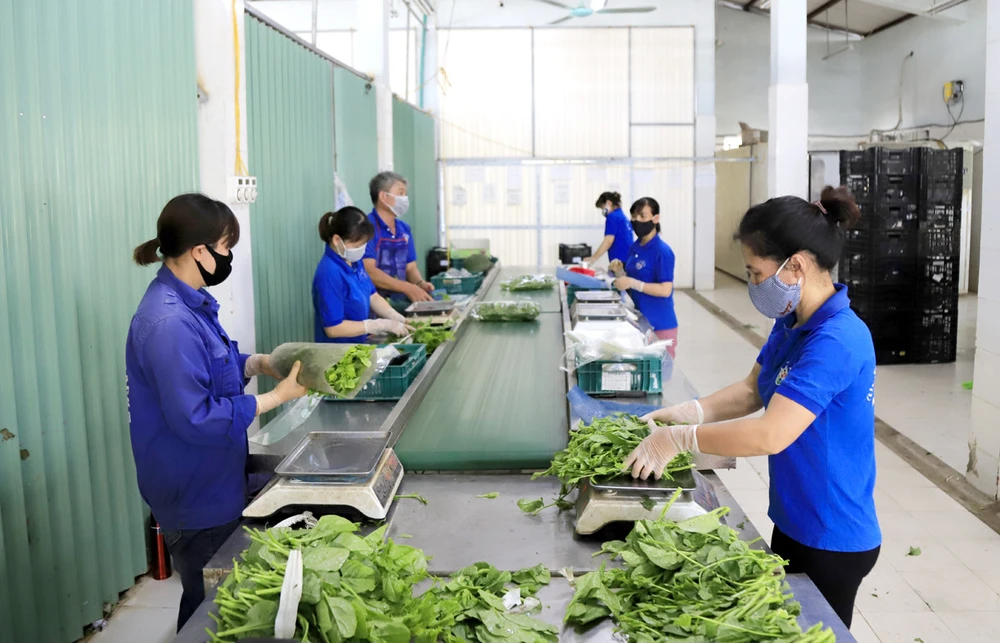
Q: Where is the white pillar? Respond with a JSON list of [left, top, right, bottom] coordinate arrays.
[[693, 1, 717, 291], [357, 0, 394, 170], [420, 19, 440, 119], [194, 0, 258, 364], [967, 0, 1000, 499], [767, 0, 808, 200]]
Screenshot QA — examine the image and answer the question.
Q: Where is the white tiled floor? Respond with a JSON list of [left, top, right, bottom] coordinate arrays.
[[93, 279, 998, 643]]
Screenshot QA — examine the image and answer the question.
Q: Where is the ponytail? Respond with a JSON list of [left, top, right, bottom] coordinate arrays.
[[133, 238, 161, 266], [318, 212, 337, 244]]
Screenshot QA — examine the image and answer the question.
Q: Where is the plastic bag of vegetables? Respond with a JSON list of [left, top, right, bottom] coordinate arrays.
[[472, 301, 541, 322], [268, 343, 379, 399], [501, 274, 556, 292]]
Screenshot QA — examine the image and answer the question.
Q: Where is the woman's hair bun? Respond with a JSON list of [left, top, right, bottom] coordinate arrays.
[[819, 185, 862, 230]]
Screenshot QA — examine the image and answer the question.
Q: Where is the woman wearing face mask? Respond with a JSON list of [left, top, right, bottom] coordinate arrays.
[[584, 191, 634, 265], [609, 197, 678, 358], [127, 194, 308, 631], [313, 206, 412, 343], [626, 187, 879, 628]]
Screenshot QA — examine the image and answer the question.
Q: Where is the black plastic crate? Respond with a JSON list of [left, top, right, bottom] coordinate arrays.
[[920, 203, 960, 229], [843, 229, 917, 259], [876, 148, 919, 175], [876, 342, 916, 365], [914, 335, 957, 364], [918, 148, 963, 177], [919, 228, 959, 257], [856, 202, 919, 231], [848, 285, 914, 315], [876, 174, 919, 204], [923, 291, 959, 314], [559, 243, 591, 265], [920, 174, 962, 206], [839, 252, 916, 288], [844, 174, 874, 203], [916, 309, 957, 336], [840, 149, 875, 176], [920, 256, 959, 289]]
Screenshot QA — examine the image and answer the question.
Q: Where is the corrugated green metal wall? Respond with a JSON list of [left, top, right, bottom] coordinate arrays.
[[334, 67, 379, 212], [246, 16, 336, 392], [0, 1, 199, 641], [393, 98, 440, 271]]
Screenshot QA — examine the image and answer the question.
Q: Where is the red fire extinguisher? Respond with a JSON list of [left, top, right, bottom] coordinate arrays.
[[150, 519, 172, 580]]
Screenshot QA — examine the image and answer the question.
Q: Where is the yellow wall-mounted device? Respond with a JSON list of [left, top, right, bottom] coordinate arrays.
[[943, 81, 964, 105]]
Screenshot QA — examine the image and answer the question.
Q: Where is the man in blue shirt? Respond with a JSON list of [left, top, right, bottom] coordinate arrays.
[[362, 171, 435, 303]]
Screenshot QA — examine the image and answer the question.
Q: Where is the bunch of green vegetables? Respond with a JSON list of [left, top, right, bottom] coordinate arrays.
[[566, 494, 835, 642], [501, 275, 556, 292], [208, 516, 557, 643], [472, 301, 541, 322], [323, 345, 376, 397], [409, 321, 455, 355]]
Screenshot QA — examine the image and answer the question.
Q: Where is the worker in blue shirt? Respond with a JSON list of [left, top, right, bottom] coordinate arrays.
[[609, 197, 678, 358], [126, 194, 307, 631], [584, 191, 634, 265], [626, 187, 880, 628], [363, 171, 435, 303], [313, 206, 412, 343]]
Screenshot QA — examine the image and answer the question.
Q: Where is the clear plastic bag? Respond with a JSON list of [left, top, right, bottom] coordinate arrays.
[[268, 343, 382, 399], [471, 300, 541, 322], [501, 274, 557, 292], [560, 328, 671, 373]]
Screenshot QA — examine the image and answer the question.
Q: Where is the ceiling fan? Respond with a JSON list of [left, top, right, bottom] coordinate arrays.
[[534, 0, 656, 25]]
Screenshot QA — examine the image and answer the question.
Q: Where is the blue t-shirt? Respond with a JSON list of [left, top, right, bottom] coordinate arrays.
[[313, 245, 377, 343], [364, 211, 417, 299], [756, 284, 880, 553], [625, 236, 677, 331], [604, 208, 634, 264]]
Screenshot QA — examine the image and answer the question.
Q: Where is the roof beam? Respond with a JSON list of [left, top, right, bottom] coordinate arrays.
[[808, 0, 843, 20], [808, 17, 865, 38], [742, 0, 761, 10], [866, 12, 916, 36]]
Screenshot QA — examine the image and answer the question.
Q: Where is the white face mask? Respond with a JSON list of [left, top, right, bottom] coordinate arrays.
[[336, 238, 367, 263], [387, 194, 410, 217]]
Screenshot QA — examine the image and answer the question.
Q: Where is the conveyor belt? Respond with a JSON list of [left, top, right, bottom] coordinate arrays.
[[480, 267, 562, 313], [393, 311, 568, 470]]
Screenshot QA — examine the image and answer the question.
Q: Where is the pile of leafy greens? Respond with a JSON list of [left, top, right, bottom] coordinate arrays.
[[472, 301, 542, 322], [501, 275, 556, 292], [409, 321, 455, 355], [566, 493, 835, 643], [323, 345, 376, 397], [208, 516, 558, 642]]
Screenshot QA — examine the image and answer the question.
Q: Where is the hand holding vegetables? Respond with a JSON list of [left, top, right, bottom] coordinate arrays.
[[613, 276, 639, 292], [243, 353, 280, 379], [364, 318, 412, 337], [608, 259, 625, 277], [640, 398, 705, 426], [624, 420, 700, 480], [254, 361, 308, 416]]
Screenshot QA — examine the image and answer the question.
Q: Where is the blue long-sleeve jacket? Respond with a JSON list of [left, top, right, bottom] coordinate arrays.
[[126, 266, 257, 532]]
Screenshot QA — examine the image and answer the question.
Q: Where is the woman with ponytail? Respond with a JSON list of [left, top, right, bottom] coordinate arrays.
[[624, 187, 880, 628], [585, 190, 634, 265], [313, 206, 412, 343], [126, 194, 308, 631]]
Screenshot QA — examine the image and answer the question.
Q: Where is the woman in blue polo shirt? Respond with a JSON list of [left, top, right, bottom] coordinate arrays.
[[127, 194, 308, 630], [313, 206, 411, 342], [609, 197, 678, 358], [584, 191, 634, 265], [626, 187, 880, 628]]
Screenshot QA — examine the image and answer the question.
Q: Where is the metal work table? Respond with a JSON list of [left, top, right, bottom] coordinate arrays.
[[176, 263, 854, 643]]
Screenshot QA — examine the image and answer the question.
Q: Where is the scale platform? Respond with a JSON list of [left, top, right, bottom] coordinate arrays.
[[244, 431, 404, 520], [575, 290, 621, 304], [571, 302, 628, 323], [574, 468, 714, 535]]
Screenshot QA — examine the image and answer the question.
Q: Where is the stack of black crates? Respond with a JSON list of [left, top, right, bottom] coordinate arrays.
[[839, 147, 962, 365]]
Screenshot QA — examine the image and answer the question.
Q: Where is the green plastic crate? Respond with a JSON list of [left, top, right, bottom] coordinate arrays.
[[576, 356, 663, 396], [432, 272, 485, 295], [346, 344, 427, 401], [451, 255, 498, 272]]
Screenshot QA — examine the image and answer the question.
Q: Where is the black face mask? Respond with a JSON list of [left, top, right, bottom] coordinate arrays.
[[632, 220, 657, 238], [196, 245, 234, 287]]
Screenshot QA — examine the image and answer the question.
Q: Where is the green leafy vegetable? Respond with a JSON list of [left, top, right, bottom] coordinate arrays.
[[408, 320, 455, 355], [323, 344, 376, 397], [518, 498, 546, 515], [501, 274, 556, 292], [640, 496, 656, 511], [395, 493, 428, 505], [962, 381, 974, 390], [477, 492, 500, 499], [568, 491, 836, 642], [908, 546, 922, 557], [473, 301, 541, 322]]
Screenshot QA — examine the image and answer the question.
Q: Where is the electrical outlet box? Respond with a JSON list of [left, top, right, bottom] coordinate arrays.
[[227, 176, 258, 204], [944, 80, 964, 105]]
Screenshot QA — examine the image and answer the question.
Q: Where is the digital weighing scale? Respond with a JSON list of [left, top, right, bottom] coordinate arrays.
[[571, 302, 628, 323], [574, 290, 621, 304], [243, 431, 404, 520], [405, 300, 457, 316], [573, 468, 715, 535]]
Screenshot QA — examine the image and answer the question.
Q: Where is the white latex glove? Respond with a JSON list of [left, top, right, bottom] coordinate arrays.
[[386, 309, 407, 324], [364, 318, 412, 337], [624, 421, 700, 480], [244, 353, 279, 379], [608, 259, 625, 277], [255, 361, 308, 416], [640, 399, 705, 426]]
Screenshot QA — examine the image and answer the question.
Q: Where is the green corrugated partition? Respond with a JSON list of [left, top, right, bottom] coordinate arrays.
[[245, 15, 335, 398], [0, 0, 199, 641], [392, 98, 440, 273], [334, 67, 379, 213]]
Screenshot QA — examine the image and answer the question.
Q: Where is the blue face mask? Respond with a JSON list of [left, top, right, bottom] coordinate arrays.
[[748, 258, 801, 319]]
